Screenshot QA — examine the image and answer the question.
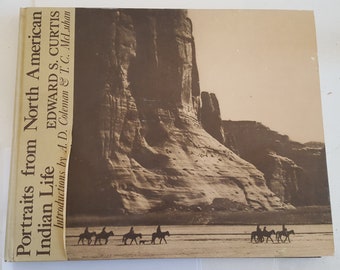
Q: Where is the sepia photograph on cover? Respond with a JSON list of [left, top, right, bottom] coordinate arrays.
[[66, 8, 333, 259]]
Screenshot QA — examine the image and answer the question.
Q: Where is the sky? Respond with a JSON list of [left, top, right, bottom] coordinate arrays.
[[189, 10, 325, 143]]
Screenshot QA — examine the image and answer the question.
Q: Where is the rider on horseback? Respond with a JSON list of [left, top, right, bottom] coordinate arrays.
[[78, 227, 94, 245], [262, 226, 268, 242], [122, 228, 141, 245], [256, 225, 262, 234], [255, 224, 263, 242], [129, 226, 134, 235], [156, 225, 161, 234]]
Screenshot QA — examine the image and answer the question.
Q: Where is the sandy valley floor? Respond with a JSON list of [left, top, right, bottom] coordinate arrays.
[[66, 224, 333, 260]]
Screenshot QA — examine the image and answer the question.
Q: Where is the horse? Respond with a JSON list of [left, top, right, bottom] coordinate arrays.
[[284, 230, 295, 242], [250, 231, 263, 243], [78, 231, 96, 245], [276, 230, 295, 243], [122, 232, 142, 245], [262, 229, 276, 243], [276, 230, 283, 242], [151, 231, 170, 244], [94, 230, 114, 245]]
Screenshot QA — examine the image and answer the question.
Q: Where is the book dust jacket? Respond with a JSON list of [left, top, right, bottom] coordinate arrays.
[[5, 7, 334, 261]]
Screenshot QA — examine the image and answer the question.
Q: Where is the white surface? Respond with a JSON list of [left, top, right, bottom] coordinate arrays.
[[1, 0, 339, 269]]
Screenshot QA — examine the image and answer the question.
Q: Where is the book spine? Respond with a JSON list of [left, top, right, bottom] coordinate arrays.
[[5, 8, 28, 262], [5, 7, 75, 261]]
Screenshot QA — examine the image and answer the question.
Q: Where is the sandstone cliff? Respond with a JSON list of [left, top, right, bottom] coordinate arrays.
[[67, 9, 287, 215], [201, 92, 225, 144], [223, 120, 329, 206]]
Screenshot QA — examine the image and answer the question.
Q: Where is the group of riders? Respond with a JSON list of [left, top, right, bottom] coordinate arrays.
[[78, 225, 169, 245], [251, 224, 295, 243], [79, 224, 294, 245]]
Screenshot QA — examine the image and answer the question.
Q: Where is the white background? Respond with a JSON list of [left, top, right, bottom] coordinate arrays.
[[1, 0, 339, 269]]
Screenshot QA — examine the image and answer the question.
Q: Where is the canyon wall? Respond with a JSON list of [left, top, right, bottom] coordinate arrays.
[[67, 9, 287, 216], [223, 121, 329, 206]]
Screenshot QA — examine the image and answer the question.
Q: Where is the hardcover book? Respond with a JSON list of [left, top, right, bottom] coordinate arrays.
[[5, 7, 333, 261]]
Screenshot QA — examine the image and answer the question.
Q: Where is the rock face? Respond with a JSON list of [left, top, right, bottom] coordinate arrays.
[[201, 92, 225, 144], [67, 9, 287, 216], [223, 120, 330, 206], [256, 152, 303, 204]]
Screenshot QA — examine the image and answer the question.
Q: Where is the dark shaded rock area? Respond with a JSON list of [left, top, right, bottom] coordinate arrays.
[[67, 9, 288, 216], [223, 120, 330, 206], [201, 92, 225, 144]]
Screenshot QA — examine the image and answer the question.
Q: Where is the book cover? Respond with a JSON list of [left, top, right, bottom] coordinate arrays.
[[5, 7, 333, 261]]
